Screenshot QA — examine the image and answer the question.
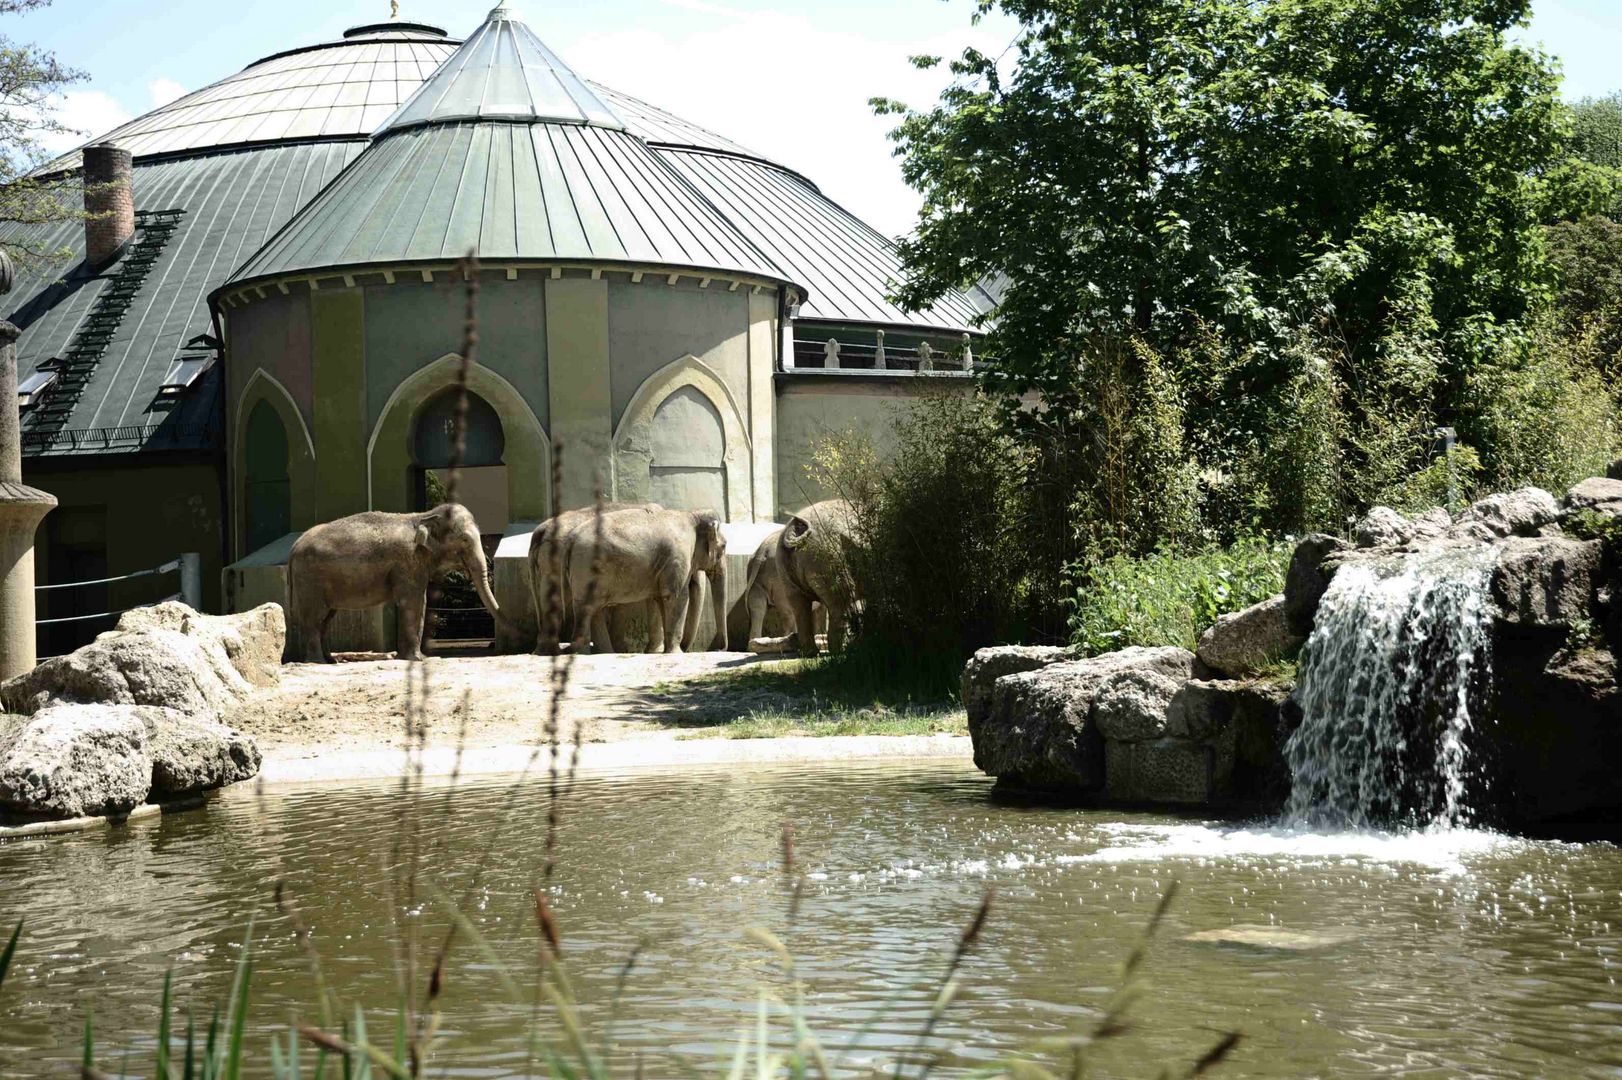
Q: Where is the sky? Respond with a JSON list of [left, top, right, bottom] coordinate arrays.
[[11, 0, 1622, 240]]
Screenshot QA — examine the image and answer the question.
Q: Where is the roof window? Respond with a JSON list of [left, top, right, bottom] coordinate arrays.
[[17, 369, 58, 410], [158, 354, 216, 396]]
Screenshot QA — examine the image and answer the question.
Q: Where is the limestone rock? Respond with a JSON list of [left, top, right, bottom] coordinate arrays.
[[1283, 534, 1349, 636], [1411, 507, 1453, 540], [115, 601, 285, 688], [0, 628, 251, 717], [972, 646, 1193, 792], [1195, 595, 1303, 677], [961, 644, 1074, 728], [1105, 739, 1214, 803], [1489, 536, 1601, 628], [142, 711, 261, 798], [1458, 487, 1559, 539], [0, 704, 151, 819], [1184, 925, 1360, 952], [1355, 507, 1413, 548], [1092, 668, 1184, 742], [1564, 477, 1622, 519]]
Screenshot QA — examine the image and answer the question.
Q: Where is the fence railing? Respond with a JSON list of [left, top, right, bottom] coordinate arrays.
[[35, 552, 202, 628], [788, 338, 976, 372]]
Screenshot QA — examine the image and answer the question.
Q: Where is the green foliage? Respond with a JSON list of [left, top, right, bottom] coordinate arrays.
[[1067, 538, 1294, 655], [879, 0, 1567, 414], [1546, 214, 1622, 360]]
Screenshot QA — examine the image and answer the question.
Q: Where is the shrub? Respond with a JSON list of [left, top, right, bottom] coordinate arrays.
[[1067, 538, 1294, 656]]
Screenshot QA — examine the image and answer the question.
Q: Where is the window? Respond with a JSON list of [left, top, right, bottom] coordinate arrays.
[[158, 354, 217, 396], [17, 369, 58, 411]]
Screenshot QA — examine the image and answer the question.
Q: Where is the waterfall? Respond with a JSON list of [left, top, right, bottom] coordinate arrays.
[[1285, 545, 1496, 829]]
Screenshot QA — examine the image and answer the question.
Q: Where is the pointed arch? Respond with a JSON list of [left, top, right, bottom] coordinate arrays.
[[233, 368, 317, 558], [612, 353, 752, 521], [367, 353, 551, 521]]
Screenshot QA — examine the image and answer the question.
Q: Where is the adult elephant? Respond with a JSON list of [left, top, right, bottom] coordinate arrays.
[[773, 499, 861, 658], [287, 503, 501, 663], [741, 526, 824, 651], [529, 503, 665, 654], [557, 508, 727, 654]]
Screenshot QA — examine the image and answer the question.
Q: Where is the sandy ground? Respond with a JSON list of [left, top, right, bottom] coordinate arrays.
[[222, 650, 971, 786]]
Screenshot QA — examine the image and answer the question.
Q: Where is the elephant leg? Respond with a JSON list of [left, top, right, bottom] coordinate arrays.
[[681, 576, 703, 650], [293, 591, 329, 664], [646, 601, 664, 653], [747, 586, 769, 643], [396, 586, 427, 662], [662, 591, 687, 654], [318, 610, 337, 663], [825, 600, 849, 655], [814, 603, 828, 638], [789, 591, 818, 659], [574, 599, 602, 654], [592, 608, 617, 653]]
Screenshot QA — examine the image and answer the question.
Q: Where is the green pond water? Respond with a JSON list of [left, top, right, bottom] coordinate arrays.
[[1, 760, 1619, 1078]]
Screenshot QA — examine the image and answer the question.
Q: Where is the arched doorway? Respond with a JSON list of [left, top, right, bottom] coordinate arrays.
[[411, 387, 507, 648], [648, 385, 727, 516], [244, 399, 292, 555]]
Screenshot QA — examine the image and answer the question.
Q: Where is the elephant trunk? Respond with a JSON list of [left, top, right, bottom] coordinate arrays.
[[709, 558, 728, 650], [464, 545, 503, 622]]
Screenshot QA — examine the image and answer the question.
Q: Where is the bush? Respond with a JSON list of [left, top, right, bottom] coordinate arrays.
[[1067, 538, 1294, 656]]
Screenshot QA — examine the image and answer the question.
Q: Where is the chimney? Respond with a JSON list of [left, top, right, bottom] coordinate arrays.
[[83, 142, 134, 270]]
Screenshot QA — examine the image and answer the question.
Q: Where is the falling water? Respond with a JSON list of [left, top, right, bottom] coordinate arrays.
[[1285, 544, 1497, 829]]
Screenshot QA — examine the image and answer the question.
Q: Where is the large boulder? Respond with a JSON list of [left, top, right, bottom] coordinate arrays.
[[1458, 487, 1559, 539], [0, 705, 152, 819], [1489, 537, 1602, 629], [1564, 477, 1622, 519], [972, 647, 1194, 792], [1283, 534, 1350, 636], [1092, 668, 1185, 741], [1195, 595, 1304, 677], [142, 711, 261, 798], [961, 645, 1074, 727], [0, 628, 251, 717], [1355, 507, 1414, 549], [114, 602, 285, 688]]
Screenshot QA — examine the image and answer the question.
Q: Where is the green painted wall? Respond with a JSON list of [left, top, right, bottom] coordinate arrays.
[[225, 290, 313, 428], [363, 278, 549, 432], [547, 276, 611, 508], [607, 280, 749, 429], [311, 289, 368, 520]]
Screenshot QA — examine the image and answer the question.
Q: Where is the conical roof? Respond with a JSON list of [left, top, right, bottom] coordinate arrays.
[[221, 6, 793, 292], [377, 5, 623, 134]]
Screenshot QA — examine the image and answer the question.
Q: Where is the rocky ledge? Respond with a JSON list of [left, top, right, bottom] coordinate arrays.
[[965, 476, 1622, 822], [0, 602, 282, 822]]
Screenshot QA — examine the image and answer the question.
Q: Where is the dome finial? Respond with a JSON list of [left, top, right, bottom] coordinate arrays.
[[389, 0, 399, 18]]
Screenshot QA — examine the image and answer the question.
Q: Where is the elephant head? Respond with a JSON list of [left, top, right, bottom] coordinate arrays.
[[692, 510, 728, 649], [416, 502, 502, 619]]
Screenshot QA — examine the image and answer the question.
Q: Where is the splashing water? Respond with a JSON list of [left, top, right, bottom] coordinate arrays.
[[1285, 544, 1497, 829]]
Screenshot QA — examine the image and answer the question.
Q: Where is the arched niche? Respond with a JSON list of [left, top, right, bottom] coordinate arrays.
[[369, 354, 550, 522], [613, 354, 751, 521], [234, 368, 317, 558]]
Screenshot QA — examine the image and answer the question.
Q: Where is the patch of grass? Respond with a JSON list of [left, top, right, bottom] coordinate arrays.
[[680, 705, 967, 740]]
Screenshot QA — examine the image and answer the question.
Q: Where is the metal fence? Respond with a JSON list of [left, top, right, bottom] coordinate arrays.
[[35, 553, 203, 653]]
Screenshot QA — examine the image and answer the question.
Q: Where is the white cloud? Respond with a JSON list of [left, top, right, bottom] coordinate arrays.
[[148, 78, 188, 108], [37, 90, 133, 156], [565, 10, 1009, 239]]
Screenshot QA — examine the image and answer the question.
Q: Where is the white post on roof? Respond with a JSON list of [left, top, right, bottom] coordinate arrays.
[[874, 329, 886, 370], [824, 338, 841, 370]]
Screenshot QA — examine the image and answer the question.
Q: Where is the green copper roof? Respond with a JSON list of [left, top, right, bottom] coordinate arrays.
[[376, 6, 623, 135]]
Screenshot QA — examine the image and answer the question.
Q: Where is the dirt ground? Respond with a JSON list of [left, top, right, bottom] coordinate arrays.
[[223, 650, 803, 759]]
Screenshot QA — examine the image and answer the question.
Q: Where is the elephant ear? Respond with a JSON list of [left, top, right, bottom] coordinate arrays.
[[781, 515, 812, 550]]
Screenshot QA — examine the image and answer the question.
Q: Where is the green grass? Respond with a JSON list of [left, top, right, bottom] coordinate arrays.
[[645, 654, 965, 738]]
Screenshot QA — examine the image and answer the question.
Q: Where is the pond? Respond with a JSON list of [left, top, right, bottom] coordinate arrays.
[[1, 760, 1619, 1077]]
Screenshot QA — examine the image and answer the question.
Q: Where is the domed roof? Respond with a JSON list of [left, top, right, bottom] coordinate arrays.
[[38, 20, 460, 173], [377, 6, 622, 133], [221, 6, 793, 292]]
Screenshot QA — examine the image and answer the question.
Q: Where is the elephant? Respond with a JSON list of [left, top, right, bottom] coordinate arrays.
[[547, 507, 727, 654], [741, 527, 825, 651], [529, 503, 669, 654], [287, 502, 501, 663], [771, 499, 861, 658]]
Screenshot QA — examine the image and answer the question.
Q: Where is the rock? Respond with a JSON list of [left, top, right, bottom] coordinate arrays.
[[1105, 739, 1214, 803], [1195, 595, 1303, 677], [972, 646, 1193, 792], [748, 634, 799, 655], [1355, 506, 1413, 548], [0, 705, 151, 819], [1458, 487, 1559, 538], [115, 601, 284, 688], [1184, 925, 1360, 952], [961, 644, 1074, 728], [1283, 534, 1349, 636], [1411, 507, 1452, 540], [1092, 668, 1184, 741], [1564, 477, 1622, 519], [142, 711, 260, 798], [0, 628, 252, 717], [1489, 536, 1601, 628]]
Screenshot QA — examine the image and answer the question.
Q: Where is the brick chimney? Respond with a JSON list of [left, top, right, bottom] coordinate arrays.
[[83, 142, 134, 270]]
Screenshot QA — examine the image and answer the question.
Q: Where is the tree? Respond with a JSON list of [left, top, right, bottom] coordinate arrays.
[[1571, 93, 1622, 172], [0, 0, 87, 265], [876, 0, 1570, 416]]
